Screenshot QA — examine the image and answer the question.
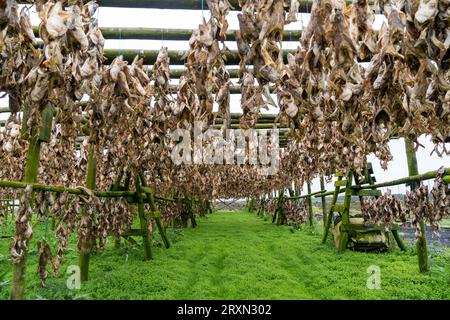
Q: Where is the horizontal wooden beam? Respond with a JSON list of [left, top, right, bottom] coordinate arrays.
[[285, 189, 324, 199], [95, 0, 321, 12], [103, 48, 296, 65], [34, 26, 301, 42], [315, 168, 450, 198], [356, 168, 450, 190], [341, 222, 399, 232], [1, 113, 280, 126], [0, 179, 136, 198], [102, 27, 301, 41], [353, 189, 382, 197], [0, 179, 176, 201]]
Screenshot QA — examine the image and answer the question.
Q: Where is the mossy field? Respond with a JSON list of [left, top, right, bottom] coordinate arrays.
[[1, 210, 449, 300]]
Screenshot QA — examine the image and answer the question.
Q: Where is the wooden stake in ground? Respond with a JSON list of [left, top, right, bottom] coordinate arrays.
[[320, 176, 327, 231], [337, 172, 353, 252], [307, 183, 313, 226], [10, 103, 53, 300], [135, 176, 153, 260], [321, 174, 343, 244], [139, 173, 170, 249], [79, 144, 97, 282], [405, 139, 429, 273]]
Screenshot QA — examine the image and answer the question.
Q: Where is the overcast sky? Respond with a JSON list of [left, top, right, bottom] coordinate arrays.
[[1, 6, 448, 193]]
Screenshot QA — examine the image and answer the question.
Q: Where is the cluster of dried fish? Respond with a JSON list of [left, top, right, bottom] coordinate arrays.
[[37, 240, 53, 287], [236, 0, 299, 128], [431, 167, 450, 220], [97, 198, 133, 249], [21, 1, 104, 140], [265, 198, 277, 216], [361, 189, 407, 230], [0, 1, 40, 117], [32, 188, 133, 286], [10, 185, 33, 265], [282, 198, 308, 225], [405, 185, 434, 238], [0, 1, 105, 189], [0, 121, 27, 183], [93, 54, 153, 185], [361, 169, 449, 240], [157, 199, 181, 225], [400, 0, 450, 153], [146, 48, 178, 190], [405, 174, 450, 238], [0, 1, 36, 185], [266, 0, 449, 185], [174, 0, 233, 132]]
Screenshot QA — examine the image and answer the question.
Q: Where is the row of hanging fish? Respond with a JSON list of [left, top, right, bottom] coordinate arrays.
[[361, 167, 450, 239]]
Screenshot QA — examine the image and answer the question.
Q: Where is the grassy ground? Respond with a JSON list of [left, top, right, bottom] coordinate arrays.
[[0, 210, 449, 300]]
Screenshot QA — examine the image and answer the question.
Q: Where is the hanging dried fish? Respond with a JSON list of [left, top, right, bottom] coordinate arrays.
[[37, 240, 53, 287]]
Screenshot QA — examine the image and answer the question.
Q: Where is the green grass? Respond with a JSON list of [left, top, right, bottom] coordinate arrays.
[[0, 211, 449, 300]]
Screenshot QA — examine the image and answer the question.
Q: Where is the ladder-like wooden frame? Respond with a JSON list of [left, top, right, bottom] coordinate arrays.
[[322, 164, 406, 252]]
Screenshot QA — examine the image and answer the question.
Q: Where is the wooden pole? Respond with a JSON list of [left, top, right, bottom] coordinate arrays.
[[79, 144, 96, 282], [405, 139, 429, 272], [321, 175, 343, 244], [307, 183, 313, 226], [314, 167, 450, 198], [357, 168, 450, 190], [337, 172, 353, 252], [0, 180, 136, 198], [3, 200, 8, 223], [320, 176, 327, 231], [10, 102, 48, 299], [275, 189, 285, 225], [189, 196, 197, 228], [94, 27, 302, 42], [111, 172, 124, 249], [91, 0, 357, 12], [135, 176, 152, 260], [139, 173, 170, 249], [103, 48, 295, 66]]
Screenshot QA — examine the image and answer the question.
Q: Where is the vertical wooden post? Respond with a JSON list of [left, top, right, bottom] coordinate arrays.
[[10, 101, 55, 300], [111, 172, 124, 249], [320, 176, 327, 231], [139, 173, 170, 249], [135, 176, 152, 260], [189, 196, 197, 227], [337, 172, 353, 252], [288, 188, 295, 197], [3, 200, 8, 223], [205, 199, 212, 214], [10, 132, 41, 299], [405, 139, 429, 272], [321, 175, 343, 244], [307, 183, 313, 226], [79, 144, 96, 282], [275, 189, 285, 225]]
